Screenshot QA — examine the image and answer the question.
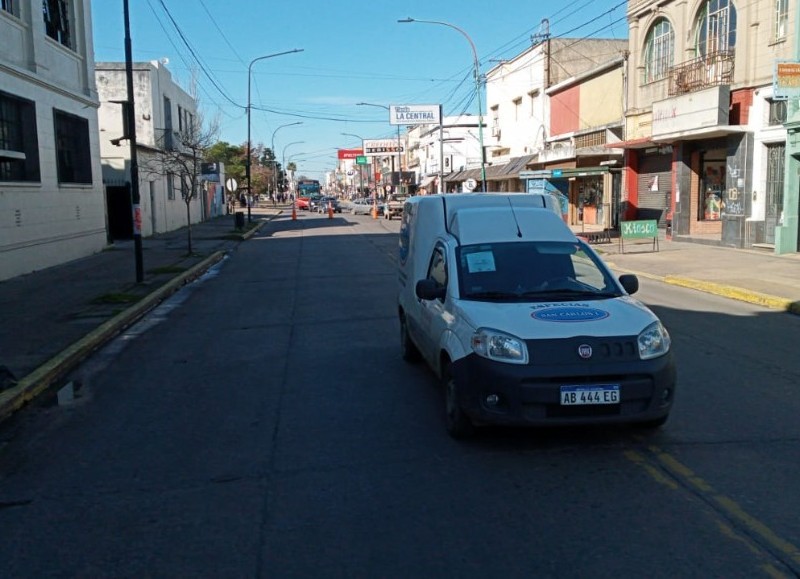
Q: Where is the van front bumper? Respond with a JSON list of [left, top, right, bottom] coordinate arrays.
[[451, 351, 676, 427]]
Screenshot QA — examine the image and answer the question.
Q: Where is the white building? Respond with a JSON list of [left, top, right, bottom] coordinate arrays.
[[406, 114, 483, 193], [96, 61, 206, 238], [0, 0, 106, 281]]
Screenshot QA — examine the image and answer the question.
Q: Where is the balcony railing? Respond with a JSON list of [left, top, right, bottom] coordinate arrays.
[[668, 50, 734, 96]]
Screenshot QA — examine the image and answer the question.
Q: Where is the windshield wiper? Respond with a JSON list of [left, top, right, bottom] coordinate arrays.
[[519, 289, 620, 298], [464, 291, 520, 300]]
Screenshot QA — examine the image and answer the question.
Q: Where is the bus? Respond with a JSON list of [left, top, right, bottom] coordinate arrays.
[[297, 179, 321, 197]]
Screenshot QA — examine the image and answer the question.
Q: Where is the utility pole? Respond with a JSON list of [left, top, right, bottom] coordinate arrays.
[[123, 0, 143, 282]]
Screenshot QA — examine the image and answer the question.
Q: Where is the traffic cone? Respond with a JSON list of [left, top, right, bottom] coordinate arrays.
[[291, 203, 297, 220], [328, 203, 333, 219], [371, 202, 378, 219]]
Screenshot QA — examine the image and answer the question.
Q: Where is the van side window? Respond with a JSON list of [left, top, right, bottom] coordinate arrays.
[[427, 246, 448, 290]]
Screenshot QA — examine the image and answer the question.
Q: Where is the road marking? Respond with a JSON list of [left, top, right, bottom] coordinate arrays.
[[624, 444, 800, 574]]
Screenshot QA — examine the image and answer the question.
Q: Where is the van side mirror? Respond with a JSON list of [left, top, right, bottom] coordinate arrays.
[[618, 274, 639, 295], [416, 278, 446, 301]]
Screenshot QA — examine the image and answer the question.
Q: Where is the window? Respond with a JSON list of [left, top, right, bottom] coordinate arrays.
[[167, 173, 175, 200], [775, 0, 788, 40], [768, 99, 787, 126], [427, 245, 448, 294], [43, 0, 72, 49], [513, 97, 522, 121], [177, 105, 183, 132], [54, 109, 91, 184], [0, 91, 40, 182], [699, 152, 726, 221], [695, 0, 737, 57], [162, 96, 173, 150], [2, 0, 19, 17], [528, 89, 539, 117], [644, 18, 674, 82]]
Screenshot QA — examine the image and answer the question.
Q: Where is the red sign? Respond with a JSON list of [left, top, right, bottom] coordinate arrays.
[[337, 148, 363, 159]]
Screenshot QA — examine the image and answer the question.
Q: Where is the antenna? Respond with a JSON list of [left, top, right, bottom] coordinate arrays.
[[506, 197, 523, 238], [531, 18, 550, 46]]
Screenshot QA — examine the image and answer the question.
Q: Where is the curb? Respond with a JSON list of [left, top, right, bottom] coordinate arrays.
[[0, 250, 226, 422], [608, 263, 800, 315]]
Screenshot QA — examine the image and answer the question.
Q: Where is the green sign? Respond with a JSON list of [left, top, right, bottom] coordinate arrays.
[[620, 220, 658, 239], [355, 155, 368, 165]]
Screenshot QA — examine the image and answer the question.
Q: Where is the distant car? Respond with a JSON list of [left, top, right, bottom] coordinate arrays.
[[296, 197, 311, 210], [316, 197, 342, 213], [350, 198, 383, 216]]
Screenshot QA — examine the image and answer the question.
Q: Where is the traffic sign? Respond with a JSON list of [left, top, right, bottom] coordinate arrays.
[[356, 155, 368, 165], [225, 178, 238, 192], [464, 178, 477, 192]]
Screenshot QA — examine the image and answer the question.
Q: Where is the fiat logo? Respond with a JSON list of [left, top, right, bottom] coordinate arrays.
[[578, 344, 593, 359]]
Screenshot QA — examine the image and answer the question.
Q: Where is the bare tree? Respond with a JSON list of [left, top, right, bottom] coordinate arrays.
[[144, 109, 220, 254]]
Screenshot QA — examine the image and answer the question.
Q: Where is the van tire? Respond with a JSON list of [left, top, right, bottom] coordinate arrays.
[[443, 363, 475, 439], [400, 316, 421, 362]]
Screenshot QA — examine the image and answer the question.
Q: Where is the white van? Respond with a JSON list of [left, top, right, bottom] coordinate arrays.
[[397, 193, 676, 438]]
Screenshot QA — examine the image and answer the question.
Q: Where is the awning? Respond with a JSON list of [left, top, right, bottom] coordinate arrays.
[[604, 137, 655, 149], [445, 167, 482, 182], [418, 175, 437, 188]]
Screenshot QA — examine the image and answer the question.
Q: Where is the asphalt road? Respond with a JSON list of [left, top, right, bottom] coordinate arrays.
[[0, 211, 799, 578]]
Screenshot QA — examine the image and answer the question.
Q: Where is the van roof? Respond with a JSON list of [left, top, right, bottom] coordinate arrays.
[[406, 193, 572, 245]]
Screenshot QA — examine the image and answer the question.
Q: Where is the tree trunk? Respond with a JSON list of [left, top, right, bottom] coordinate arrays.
[[186, 200, 193, 254]]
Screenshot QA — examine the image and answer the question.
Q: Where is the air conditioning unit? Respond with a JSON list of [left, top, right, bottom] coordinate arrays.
[[491, 126, 501, 138]]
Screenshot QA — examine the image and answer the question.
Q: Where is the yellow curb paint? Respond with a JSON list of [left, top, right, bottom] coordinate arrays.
[[0, 251, 225, 422], [664, 276, 794, 311], [622, 450, 679, 490]]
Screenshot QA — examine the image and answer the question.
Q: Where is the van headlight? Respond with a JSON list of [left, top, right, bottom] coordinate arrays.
[[638, 321, 671, 360], [471, 328, 529, 364]]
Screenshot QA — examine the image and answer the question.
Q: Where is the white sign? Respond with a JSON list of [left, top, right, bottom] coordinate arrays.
[[652, 86, 729, 138], [225, 178, 238, 192], [464, 178, 477, 192], [390, 104, 440, 126], [363, 139, 405, 157]]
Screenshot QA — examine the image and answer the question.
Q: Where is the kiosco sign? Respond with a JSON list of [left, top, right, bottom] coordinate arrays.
[[390, 104, 440, 126]]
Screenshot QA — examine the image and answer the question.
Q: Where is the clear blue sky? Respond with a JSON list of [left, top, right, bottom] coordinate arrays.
[[91, 0, 628, 180]]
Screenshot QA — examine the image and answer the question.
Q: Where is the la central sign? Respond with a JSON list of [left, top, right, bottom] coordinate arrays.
[[390, 104, 440, 126]]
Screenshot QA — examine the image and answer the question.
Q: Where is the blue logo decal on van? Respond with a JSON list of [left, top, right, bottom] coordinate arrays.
[[531, 306, 609, 322]]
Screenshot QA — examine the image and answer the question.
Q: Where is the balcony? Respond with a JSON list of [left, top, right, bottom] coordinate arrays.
[[668, 50, 734, 97]]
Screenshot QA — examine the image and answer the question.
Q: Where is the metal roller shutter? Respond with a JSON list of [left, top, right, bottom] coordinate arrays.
[[637, 154, 671, 227]]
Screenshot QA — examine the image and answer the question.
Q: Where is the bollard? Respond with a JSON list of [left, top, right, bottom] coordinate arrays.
[[328, 203, 333, 219], [291, 203, 297, 221]]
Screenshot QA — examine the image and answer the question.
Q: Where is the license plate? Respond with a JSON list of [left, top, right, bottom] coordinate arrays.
[[560, 384, 620, 405]]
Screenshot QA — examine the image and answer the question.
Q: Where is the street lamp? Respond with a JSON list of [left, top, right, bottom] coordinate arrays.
[[282, 141, 304, 199], [398, 18, 486, 192], [271, 121, 302, 203], [341, 132, 366, 198], [356, 102, 404, 196], [247, 49, 303, 222]]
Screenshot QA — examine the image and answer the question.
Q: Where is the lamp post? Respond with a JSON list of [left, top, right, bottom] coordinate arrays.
[[341, 132, 366, 198], [356, 102, 403, 196], [282, 141, 304, 200], [271, 121, 302, 203], [398, 18, 486, 192], [247, 49, 303, 222]]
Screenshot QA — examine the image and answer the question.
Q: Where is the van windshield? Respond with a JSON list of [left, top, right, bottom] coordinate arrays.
[[456, 241, 621, 301]]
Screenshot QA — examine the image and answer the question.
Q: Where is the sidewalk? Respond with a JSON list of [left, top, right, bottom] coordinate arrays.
[[0, 205, 284, 420], [0, 209, 798, 422], [574, 226, 800, 313]]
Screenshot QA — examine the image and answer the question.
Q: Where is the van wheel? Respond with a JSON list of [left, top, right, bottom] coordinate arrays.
[[443, 363, 475, 439], [400, 316, 421, 363]]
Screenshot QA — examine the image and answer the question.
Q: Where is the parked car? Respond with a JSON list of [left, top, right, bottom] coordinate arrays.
[[296, 196, 311, 210], [316, 197, 342, 213], [383, 194, 408, 220]]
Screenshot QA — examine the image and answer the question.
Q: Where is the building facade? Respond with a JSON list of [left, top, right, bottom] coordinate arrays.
[[623, 0, 798, 251], [0, 0, 106, 281], [95, 61, 205, 239]]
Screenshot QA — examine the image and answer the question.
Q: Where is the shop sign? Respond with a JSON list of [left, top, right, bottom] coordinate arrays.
[[363, 139, 405, 157], [773, 61, 800, 101]]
